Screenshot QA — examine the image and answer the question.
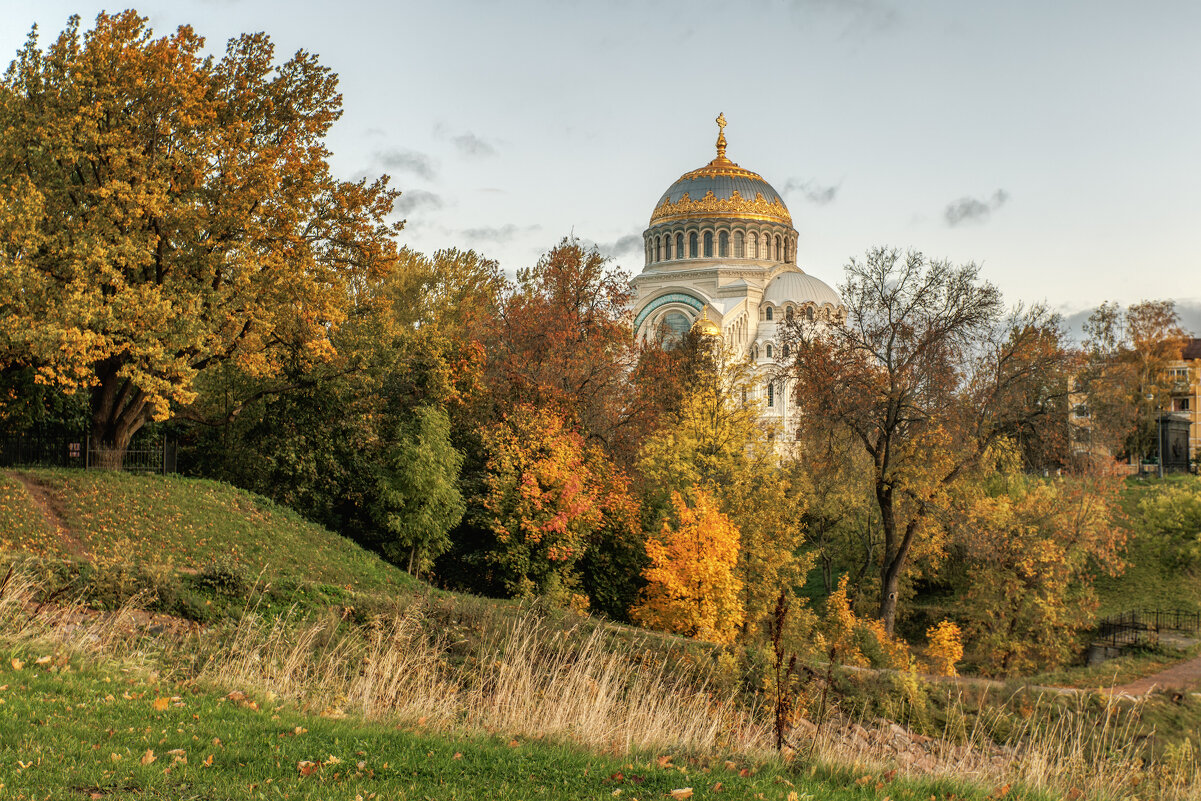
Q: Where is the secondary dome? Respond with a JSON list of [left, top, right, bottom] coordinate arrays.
[[763, 269, 841, 308], [649, 113, 792, 227]]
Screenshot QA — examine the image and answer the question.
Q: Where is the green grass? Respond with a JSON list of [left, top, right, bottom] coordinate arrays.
[[2, 468, 413, 596], [1094, 474, 1201, 616], [0, 652, 1044, 801], [0, 474, 56, 552]]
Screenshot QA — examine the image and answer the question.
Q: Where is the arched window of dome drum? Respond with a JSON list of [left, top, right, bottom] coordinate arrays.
[[783, 239, 790, 262], [786, 307, 794, 321], [689, 232, 698, 258], [664, 235, 671, 260], [765, 306, 773, 321], [805, 306, 815, 321], [718, 231, 728, 257], [767, 381, 774, 407], [763, 233, 772, 261], [766, 344, 773, 358], [703, 231, 713, 257], [654, 236, 662, 262], [775, 235, 782, 261], [675, 233, 683, 260], [747, 234, 756, 259], [733, 231, 743, 257]]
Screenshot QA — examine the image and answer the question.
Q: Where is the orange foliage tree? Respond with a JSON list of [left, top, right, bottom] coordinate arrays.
[[0, 12, 400, 465], [479, 404, 604, 600], [631, 490, 744, 644]]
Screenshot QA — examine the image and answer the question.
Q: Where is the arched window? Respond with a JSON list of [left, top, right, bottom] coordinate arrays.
[[675, 233, 683, 259], [766, 344, 773, 359], [689, 232, 698, 258], [805, 306, 815, 321], [763, 233, 772, 261], [718, 231, 728, 257], [733, 231, 743, 257], [664, 235, 672, 260], [784, 239, 790, 263], [655, 236, 662, 262], [765, 306, 774, 321], [657, 310, 692, 347], [703, 231, 713, 257], [767, 381, 775, 407], [747, 234, 757, 259], [782, 343, 790, 358], [785, 306, 794, 321]]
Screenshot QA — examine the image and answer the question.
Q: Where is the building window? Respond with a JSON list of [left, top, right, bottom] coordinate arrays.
[[1175, 397, 1192, 412], [747, 234, 757, 259], [766, 344, 773, 359], [675, 233, 683, 259], [654, 236, 661, 262], [734, 231, 743, 257], [689, 232, 698, 258], [786, 307, 794, 321], [718, 231, 728, 257], [767, 381, 774, 407], [782, 343, 790, 358], [765, 307, 773, 321], [703, 231, 713, 257], [1073, 404, 1091, 419]]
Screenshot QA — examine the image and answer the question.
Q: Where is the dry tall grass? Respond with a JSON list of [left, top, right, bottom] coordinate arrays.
[[2, 564, 1200, 799]]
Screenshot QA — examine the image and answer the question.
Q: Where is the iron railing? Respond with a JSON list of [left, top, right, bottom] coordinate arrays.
[[0, 435, 176, 474], [1094, 608, 1201, 649]]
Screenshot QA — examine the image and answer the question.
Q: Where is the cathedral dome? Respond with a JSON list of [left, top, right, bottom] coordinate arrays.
[[649, 113, 792, 227], [763, 269, 841, 309]]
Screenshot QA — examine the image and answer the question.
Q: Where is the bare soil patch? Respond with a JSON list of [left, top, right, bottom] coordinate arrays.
[[9, 471, 89, 559]]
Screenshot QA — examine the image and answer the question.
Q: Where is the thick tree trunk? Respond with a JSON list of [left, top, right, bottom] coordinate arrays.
[[89, 358, 151, 470]]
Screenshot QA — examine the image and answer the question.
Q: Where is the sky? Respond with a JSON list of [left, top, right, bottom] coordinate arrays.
[[3, 0, 1200, 330]]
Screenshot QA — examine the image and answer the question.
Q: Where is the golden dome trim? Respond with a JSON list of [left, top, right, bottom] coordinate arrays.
[[649, 188, 793, 226]]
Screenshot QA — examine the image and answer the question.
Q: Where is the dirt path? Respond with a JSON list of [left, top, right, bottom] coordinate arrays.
[[8, 471, 90, 558], [1110, 653, 1201, 696]]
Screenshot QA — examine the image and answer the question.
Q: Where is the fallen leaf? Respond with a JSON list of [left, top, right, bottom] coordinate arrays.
[[612, 789, 623, 797], [739, 768, 750, 778], [203, 754, 214, 768], [297, 760, 318, 777], [1066, 790, 1083, 801], [140, 749, 156, 766], [109, 753, 121, 762], [325, 755, 342, 765], [990, 785, 1011, 799], [35, 655, 51, 665], [453, 753, 463, 761], [10, 658, 22, 671], [656, 755, 673, 767], [507, 739, 520, 748], [712, 782, 723, 792], [856, 775, 873, 786], [724, 761, 737, 771], [670, 790, 693, 799], [357, 760, 367, 770], [152, 697, 170, 712]]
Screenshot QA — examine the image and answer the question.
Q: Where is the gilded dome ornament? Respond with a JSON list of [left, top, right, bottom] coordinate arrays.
[[647, 113, 794, 227]]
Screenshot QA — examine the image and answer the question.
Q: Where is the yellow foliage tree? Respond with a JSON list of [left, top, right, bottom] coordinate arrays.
[[926, 620, 964, 677], [0, 12, 400, 465], [631, 490, 744, 644]]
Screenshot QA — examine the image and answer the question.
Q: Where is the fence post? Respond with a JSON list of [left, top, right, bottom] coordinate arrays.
[[85, 435, 90, 470]]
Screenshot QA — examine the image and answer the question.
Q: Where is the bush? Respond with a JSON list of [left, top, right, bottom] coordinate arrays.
[[196, 558, 249, 597]]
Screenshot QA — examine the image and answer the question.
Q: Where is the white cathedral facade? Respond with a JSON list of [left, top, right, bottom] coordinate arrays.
[[631, 115, 845, 433]]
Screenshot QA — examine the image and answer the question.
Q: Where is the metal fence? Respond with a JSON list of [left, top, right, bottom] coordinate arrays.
[[0, 435, 176, 474], [1094, 609, 1201, 649]]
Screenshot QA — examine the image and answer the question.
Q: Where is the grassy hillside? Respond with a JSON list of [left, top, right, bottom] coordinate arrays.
[[0, 468, 414, 616], [1094, 474, 1201, 616]]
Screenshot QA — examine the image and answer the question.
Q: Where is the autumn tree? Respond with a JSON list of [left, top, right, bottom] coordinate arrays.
[[637, 343, 811, 636], [631, 489, 744, 644], [1078, 300, 1187, 463], [951, 462, 1124, 675], [491, 239, 656, 466], [478, 404, 604, 601], [787, 248, 1074, 634], [0, 12, 400, 465]]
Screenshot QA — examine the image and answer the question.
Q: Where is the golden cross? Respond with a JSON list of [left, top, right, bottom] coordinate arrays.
[[716, 112, 727, 135]]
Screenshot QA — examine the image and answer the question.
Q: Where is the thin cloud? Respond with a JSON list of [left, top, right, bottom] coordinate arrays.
[[434, 123, 499, 158], [784, 178, 839, 205], [945, 189, 1009, 227], [393, 189, 444, 217], [461, 223, 541, 243], [787, 0, 900, 35], [598, 234, 643, 258], [451, 132, 497, 158], [375, 148, 436, 181]]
